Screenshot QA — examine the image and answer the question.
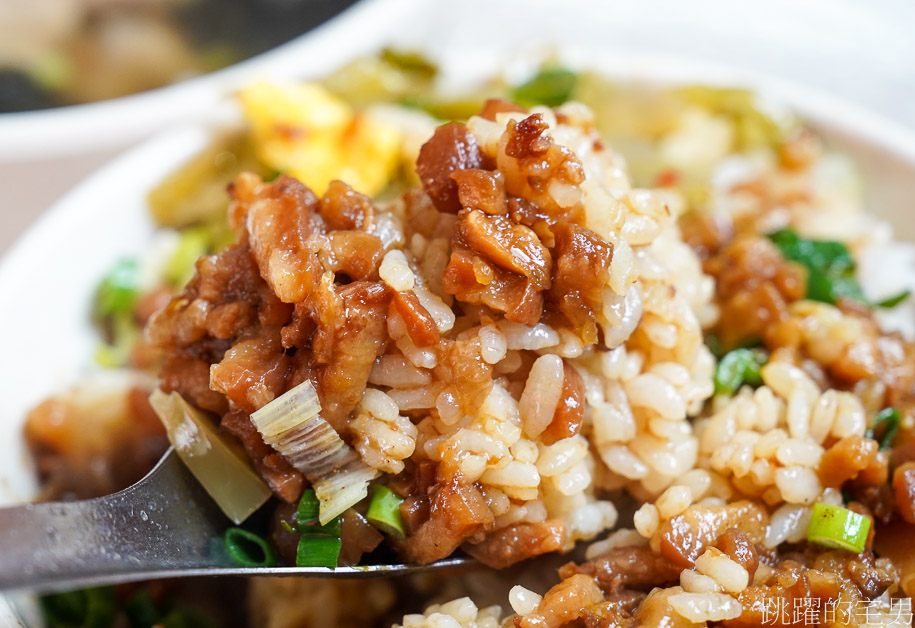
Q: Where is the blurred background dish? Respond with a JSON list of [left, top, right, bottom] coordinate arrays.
[[0, 0, 361, 111]]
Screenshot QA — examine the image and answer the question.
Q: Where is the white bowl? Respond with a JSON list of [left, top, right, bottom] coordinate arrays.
[[1, 47, 915, 624]]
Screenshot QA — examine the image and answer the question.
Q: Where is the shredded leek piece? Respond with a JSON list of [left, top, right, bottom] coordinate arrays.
[[149, 390, 271, 524], [251, 380, 378, 525], [224, 527, 276, 568], [366, 484, 406, 539], [296, 534, 342, 568], [806, 502, 870, 553]]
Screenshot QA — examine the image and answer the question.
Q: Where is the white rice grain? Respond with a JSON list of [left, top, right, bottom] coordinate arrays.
[[508, 587, 541, 616], [519, 355, 565, 438], [379, 249, 415, 292]]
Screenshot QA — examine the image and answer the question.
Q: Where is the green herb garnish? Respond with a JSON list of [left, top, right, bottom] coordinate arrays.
[[865, 407, 902, 451], [223, 527, 276, 568], [714, 348, 767, 396], [768, 229, 909, 308], [512, 68, 578, 107], [806, 502, 870, 553], [366, 484, 407, 539]]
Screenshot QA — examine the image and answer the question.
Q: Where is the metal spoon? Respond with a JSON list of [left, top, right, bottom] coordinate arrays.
[[0, 449, 467, 593]]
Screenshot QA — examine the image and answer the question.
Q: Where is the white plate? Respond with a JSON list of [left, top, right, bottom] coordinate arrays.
[[2, 49, 915, 627]]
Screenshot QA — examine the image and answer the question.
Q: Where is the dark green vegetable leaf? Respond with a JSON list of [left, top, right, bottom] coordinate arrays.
[[767, 229, 909, 309], [296, 533, 342, 568], [875, 289, 912, 308], [223, 527, 277, 568], [865, 407, 901, 451], [511, 68, 578, 107], [94, 258, 140, 319], [40, 587, 117, 628], [768, 229, 854, 277], [714, 348, 767, 396]]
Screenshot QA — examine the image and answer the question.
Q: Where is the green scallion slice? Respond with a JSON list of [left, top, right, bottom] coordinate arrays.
[[94, 258, 140, 319], [806, 502, 870, 553], [223, 527, 276, 568], [295, 489, 341, 536], [296, 534, 342, 568], [366, 484, 406, 539], [714, 348, 767, 396], [865, 407, 902, 451]]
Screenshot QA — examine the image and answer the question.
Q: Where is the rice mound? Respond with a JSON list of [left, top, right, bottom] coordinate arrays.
[[145, 97, 915, 627]]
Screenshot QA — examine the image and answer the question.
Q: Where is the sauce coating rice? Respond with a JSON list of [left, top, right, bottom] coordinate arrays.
[[23, 69, 915, 627]]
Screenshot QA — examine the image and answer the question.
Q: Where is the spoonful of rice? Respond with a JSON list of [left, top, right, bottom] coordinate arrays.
[[0, 446, 468, 593]]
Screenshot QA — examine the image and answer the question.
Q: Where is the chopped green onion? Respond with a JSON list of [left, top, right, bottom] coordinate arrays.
[[224, 527, 277, 568], [295, 489, 341, 536], [714, 348, 767, 396], [124, 588, 160, 628], [512, 68, 578, 107], [366, 484, 406, 539], [865, 407, 902, 451], [296, 533, 342, 568], [39, 587, 117, 628], [149, 390, 272, 524], [163, 226, 210, 288], [94, 258, 140, 319], [806, 502, 870, 553]]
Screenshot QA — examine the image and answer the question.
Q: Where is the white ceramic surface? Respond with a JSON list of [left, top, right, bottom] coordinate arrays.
[[2, 35, 915, 628]]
